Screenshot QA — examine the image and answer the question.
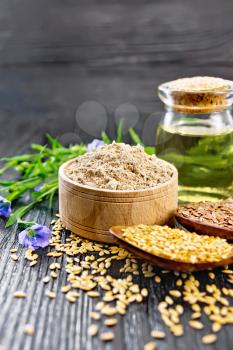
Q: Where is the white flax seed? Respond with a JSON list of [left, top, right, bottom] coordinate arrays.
[[99, 332, 115, 342], [202, 334, 217, 344], [88, 324, 98, 336], [23, 324, 35, 336], [14, 291, 26, 299]]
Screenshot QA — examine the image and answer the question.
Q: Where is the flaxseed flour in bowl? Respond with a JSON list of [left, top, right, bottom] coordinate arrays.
[[59, 143, 178, 243], [65, 143, 174, 191]]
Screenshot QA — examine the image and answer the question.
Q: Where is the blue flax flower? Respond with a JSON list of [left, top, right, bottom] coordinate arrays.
[[34, 184, 43, 192], [19, 224, 52, 249], [0, 196, 12, 218], [87, 139, 104, 153]]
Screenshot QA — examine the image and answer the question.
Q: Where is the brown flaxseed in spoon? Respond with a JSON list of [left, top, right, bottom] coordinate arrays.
[[176, 201, 233, 239]]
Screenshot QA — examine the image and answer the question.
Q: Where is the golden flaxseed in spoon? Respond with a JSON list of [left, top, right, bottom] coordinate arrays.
[[121, 225, 233, 264]]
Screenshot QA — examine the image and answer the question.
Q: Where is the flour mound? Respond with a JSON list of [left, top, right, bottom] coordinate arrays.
[[65, 143, 174, 191]]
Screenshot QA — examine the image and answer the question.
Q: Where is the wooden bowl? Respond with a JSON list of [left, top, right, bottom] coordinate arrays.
[[59, 158, 178, 243]]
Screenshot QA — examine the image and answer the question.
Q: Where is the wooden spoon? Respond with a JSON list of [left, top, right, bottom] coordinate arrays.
[[175, 211, 233, 240], [109, 226, 233, 272]]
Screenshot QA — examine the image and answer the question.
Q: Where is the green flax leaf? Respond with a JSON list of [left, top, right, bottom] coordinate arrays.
[[116, 119, 124, 143], [128, 128, 144, 146], [101, 131, 111, 144]]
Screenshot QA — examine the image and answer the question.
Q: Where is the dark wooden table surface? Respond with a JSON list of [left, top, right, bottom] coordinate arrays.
[[0, 0, 233, 349]]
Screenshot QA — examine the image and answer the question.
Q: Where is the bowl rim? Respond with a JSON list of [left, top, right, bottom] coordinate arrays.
[[59, 157, 178, 195]]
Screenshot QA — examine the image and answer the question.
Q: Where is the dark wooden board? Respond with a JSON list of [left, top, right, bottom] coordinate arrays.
[[0, 0, 233, 349]]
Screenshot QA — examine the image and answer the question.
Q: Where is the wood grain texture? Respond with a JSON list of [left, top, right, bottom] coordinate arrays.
[[0, 0, 233, 348]]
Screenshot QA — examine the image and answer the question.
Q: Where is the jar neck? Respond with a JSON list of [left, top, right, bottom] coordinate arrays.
[[162, 106, 233, 129], [164, 104, 232, 114]]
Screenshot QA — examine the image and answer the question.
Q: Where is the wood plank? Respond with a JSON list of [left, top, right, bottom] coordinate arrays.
[[0, 0, 232, 66]]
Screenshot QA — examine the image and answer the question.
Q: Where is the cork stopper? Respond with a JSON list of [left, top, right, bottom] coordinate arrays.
[[158, 76, 233, 113]]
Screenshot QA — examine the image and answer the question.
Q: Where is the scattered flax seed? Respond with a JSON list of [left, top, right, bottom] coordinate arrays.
[[29, 260, 37, 267], [66, 291, 78, 303], [150, 330, 166, 339], [136, 294, 143, 303], [141, 288, 148, 297], [99, 332, 115, 342], [88, 324, 98, 337], [10, 254, 18, 261], [104, 318, 118, 327], [101, 306, 117, 316], [144, 341, 157, 350], [55, 263, 61, 269], [25, 250, 38, 261], [25, 250, 32, 259], [10, 248, 17, 253], [169, 290, 181, 298], [212, 322, 222, 333], [87, 291, 100, 298], [14, 291, 26, 299], [61, 285, 71, 293], [202, 334, 217, 344], [46, 290, 56, 299], [51, 271, 58, 278], [165, 296, 173, 305], [95, 302, 105, 311], [42, 276, 50, 284], [90, 312, 101, 321], [176, 279, 183, 287], [49, 263, 57, 270], [189, 320, 204, 330], [209, 272, 215, 280], [192, 304, 200, 312], [171, 324, 184, 337], [23, 324, 35, 336], [32, 216, 233, 344], [176, 305, 184, 315], [130, 285, 140, 293], [222, 269, 233, 274]]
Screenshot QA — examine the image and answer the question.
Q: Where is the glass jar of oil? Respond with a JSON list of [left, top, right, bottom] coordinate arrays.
[[156, 77, 233, 202]]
